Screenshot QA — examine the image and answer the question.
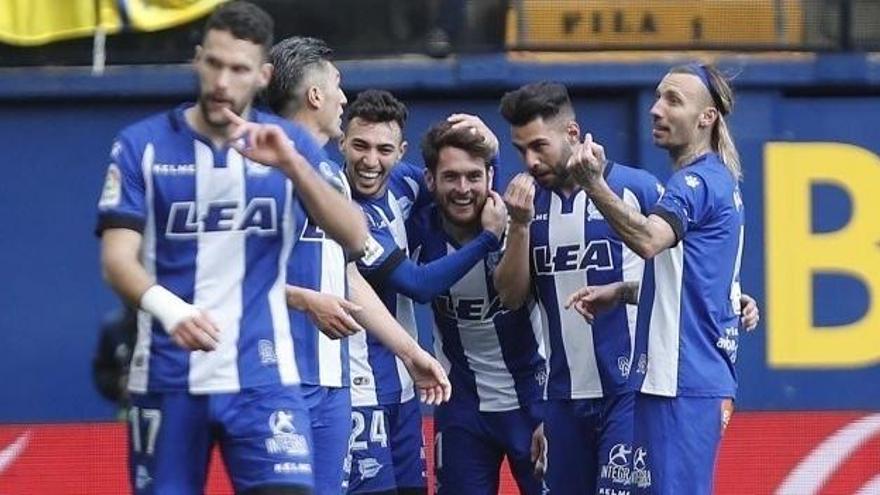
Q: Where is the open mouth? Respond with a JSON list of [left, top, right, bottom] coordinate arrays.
[[357, 170, 381, 180]]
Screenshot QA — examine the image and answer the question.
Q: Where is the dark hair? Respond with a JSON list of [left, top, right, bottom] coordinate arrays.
[[344, 89, 408, 132], [499, 82, 575, 126], [203, 1, 274, 56], [421, 120, 494, 172], [266, 36, 333, 116]]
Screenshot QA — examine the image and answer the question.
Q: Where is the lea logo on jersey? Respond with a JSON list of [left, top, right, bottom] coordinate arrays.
[[434, 295, 506, 321], [165, 198, 278, 239], [532, 240, 614, 274]]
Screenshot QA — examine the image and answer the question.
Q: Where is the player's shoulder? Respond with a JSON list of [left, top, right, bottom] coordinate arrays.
[[117, 107, 181, 144], [677, 153, 735, 191], [389, 160, 424, 196], [607, 161, 660, 189]]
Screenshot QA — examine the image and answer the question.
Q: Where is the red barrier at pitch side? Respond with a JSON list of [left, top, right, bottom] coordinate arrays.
[[1, 412, 878, 494]]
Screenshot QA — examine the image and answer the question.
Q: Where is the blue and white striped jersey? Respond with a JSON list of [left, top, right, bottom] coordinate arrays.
[[349, 162, 427, 407], [530, 162, 662, 400], [96, 105, 326, 394], [412, 206, 545, 412], [633, 153, 745, 398], [288, 158, 351, 388]]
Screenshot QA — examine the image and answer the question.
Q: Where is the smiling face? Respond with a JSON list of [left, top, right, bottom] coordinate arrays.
[[341, 117, 407, 198], [427, 146, 492, 229], [650, 72, 714, 152], [193, 29, 270, 130], [510, 116, 579, 190]]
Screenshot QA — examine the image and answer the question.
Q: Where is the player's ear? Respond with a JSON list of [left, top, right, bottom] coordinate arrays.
[[424, 168, 436, 192], [192, 45, 203, 65], [487, 164, 495, 187], [698, 107, 718, 129], [257, 63, 273, 90], [566, 120, 580, 144], [306, 85, 322, 110], [399, 140, 408, 156]]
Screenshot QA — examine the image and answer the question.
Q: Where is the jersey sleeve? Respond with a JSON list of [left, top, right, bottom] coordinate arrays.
[[356, 220, 407, 287], [633, 169, 665, 215], [650, 169, 712, 242], [95, 133, 147, 235], [396, 161, 431, 211]]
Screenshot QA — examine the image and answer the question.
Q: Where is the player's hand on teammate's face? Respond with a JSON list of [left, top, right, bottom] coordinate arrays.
[[480, 190, 508, 239], [566, 132, 607, 188], [530, 423, 547, 480], [503, 173, 536, 225], [740, 293, 760, 331], [404, 349, 452, 406], [296, 289, 364, 339], [170, 312, 220, 352], [564, 282, 623, 323], [224, 108, 301, 168], [447, 113, 499, 156]]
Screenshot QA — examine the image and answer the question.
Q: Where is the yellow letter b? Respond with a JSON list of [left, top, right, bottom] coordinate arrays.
[[766, 142, 880, 368]]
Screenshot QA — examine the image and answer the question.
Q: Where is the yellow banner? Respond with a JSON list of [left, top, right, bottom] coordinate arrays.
[[509, 0, 803, 47], [123, 0, 227, 32], [0, 0, 121, 46]]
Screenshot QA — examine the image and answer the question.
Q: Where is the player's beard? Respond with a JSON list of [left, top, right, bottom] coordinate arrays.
[[441, 190, 486, 233], [547, 144, 574, 189], [198, 92, 247, 130]]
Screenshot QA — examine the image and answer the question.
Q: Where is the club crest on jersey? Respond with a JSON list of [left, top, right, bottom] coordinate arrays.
[[98, 164, 122, 209], [617, 356, 631, 378], [165, 198, 278, 239], [532, 240, 614, 274], [358, 458, 383, 479]]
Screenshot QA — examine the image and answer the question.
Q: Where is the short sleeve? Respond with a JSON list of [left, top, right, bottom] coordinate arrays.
[[635, 170, 665, 215], [650, 170, 711, 242], [95, 134, 147, 235], [356, 219, 406, 285]]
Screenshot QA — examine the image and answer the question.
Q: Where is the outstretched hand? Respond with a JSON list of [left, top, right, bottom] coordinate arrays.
[[564, 282, 623, 323], [403, 349, 452, 406]]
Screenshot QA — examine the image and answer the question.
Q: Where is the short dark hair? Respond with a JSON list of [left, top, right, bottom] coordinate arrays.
[[499, 82, 574, 126], [421, 120, 494, 172], [203, 1, 274, 56], [344, 89, 408, 133]]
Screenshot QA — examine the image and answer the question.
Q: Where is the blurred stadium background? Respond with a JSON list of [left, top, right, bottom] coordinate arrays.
[[0, 0, 879, 493]]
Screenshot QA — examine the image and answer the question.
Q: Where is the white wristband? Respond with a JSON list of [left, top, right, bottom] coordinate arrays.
[[140, 285, 199, 335]]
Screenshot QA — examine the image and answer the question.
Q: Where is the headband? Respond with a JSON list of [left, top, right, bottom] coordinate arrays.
[[687, 63, 727, 115]]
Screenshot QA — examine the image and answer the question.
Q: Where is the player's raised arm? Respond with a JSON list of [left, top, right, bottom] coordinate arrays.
[[225, 108, 369, 257], [388, 198, 504, 304], [493, 172, 536, 310]]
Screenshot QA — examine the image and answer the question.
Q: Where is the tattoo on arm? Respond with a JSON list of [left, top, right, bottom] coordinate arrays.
[[622, 281, 640, 305]]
